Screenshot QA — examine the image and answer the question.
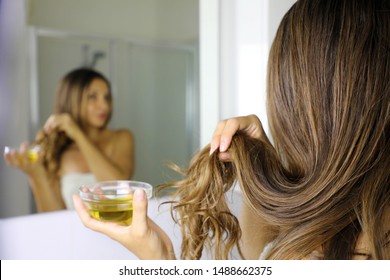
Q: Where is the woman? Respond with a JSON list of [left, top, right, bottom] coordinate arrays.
[[4, 68, 134, 212], [73, 0, 389, 259]]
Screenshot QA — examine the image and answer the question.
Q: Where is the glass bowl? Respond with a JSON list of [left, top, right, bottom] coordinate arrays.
[[4, 144, 41, 163], [79, 180, 153, 225]]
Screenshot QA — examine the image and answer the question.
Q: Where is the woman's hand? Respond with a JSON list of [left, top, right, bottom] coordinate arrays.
[[44, 113, 82, 140], [73, 189, 175, 260], [210, 114, 269, 160], [4, 142, 44, 176]]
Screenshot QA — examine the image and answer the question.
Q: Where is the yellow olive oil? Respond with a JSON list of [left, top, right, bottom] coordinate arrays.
[[27, 148, 39, 163], [14, 146, 39, 163], [87, 197, 133, 225]]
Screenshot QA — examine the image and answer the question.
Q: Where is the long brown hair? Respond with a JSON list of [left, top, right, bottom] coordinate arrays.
[[35, 68, 112, 178], [160, 0, 390, 259]]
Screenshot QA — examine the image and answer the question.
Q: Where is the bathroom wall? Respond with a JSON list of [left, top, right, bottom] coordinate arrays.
[[200, 0, 296, 145], [0, 0, 32, 218], [27, 0, 198, 43]]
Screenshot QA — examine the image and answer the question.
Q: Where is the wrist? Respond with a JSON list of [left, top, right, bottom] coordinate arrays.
[[27, 165, 47, 180], [162, 242, 176, 260]]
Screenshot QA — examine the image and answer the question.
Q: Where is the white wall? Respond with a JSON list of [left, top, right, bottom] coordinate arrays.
[[200, 0, 296, 146], [0, 0, 32, 217], [27, 0, 198, 44], [199, 0, 220, 147]]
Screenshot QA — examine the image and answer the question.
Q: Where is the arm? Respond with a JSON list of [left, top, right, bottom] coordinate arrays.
[[28, 168, 65, 212], [4, 142, 65, 212], [72, 129, 134, 181], [45, 114, 134, 180], [73, 189, 175, 260]]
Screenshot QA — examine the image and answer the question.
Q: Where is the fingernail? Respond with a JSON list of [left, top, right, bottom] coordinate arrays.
[[220, 140, 227, 152], [4, 146, 11, 154], [209, 144, 217, 155], [134, 189, 145, 201]]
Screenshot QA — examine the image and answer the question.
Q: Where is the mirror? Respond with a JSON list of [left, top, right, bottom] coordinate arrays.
[[0, 0, 199, 217], [33, 29, 199, 187]]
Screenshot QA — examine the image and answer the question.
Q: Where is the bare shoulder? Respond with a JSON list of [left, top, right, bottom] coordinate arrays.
[[104, 128, 134, 148], [104, 129, 134, 167], [111, 129, 134, 143]]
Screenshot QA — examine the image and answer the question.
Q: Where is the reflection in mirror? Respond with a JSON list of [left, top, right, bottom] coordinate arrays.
[[34, 30, 198, 187], [0, 0, 199, 218]]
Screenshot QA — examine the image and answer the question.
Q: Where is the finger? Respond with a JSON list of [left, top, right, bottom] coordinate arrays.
[[8, 150, 21, 166], [131, 189, 149, 235], [4, 146, 12, 160], [73, 194, 103, 230], [73, 194, 115, 233], [218, 151, 232, 162], [210, 119, 240, 153], [5, 145, 23, 167], [19, 142, 29, 151], [43, 116, 53, 132], [3, 147, 15, 166], [243, 115, 265, 139], [4, 146, 11, 155], [73, 194, 93, 225], [218, 118, 242, 152], [18, 142, 30, 166], [44, 115, 58, 133], [210, 120, 227, 155]]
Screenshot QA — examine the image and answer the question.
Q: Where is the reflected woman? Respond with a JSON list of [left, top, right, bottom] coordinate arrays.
[[4, 68, 134, 212]]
